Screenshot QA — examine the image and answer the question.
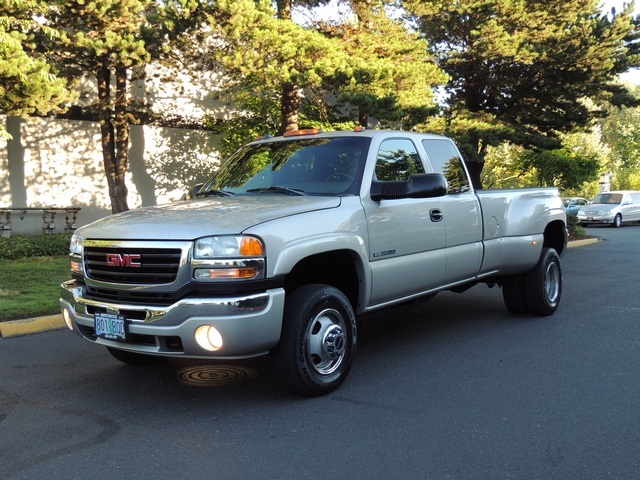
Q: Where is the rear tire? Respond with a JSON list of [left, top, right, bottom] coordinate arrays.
[[502, 274, 530, 314], [523, 248, 562, 316], [274, 284, 357, 397], [106, 347, 164, 366]]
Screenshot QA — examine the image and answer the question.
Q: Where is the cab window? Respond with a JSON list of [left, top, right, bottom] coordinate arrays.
[[374, 139, 424, 181], [421, 139, 471, 194]]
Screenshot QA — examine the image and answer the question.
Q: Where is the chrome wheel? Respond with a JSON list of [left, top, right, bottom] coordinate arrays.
[[305, 308, 347, 375], [544, 261, 561, 304]]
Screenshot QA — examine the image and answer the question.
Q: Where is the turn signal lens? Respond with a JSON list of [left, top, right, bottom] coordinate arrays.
[[239, 237, 264, 256], [71, 260, 83, 274], [194, 267, 257, 279]]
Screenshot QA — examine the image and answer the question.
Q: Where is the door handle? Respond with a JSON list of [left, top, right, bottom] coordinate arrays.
[[430, 209, 443, 222]]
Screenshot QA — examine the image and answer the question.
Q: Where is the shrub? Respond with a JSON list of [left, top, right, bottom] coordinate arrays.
[[0, 234, 71, 260], [566, 214, 585, 239]]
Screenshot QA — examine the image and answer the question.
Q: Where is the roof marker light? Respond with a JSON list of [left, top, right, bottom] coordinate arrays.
[[283, 128, 321, 137]]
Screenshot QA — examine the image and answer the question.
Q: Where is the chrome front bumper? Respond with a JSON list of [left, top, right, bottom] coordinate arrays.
[[60, 280, 285, 359]]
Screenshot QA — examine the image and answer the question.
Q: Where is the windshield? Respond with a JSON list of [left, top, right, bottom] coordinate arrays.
[[592, 193, 623, 205], [198, 136, 371, 197]]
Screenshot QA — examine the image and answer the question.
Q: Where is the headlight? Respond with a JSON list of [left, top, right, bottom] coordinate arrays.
[[192, 235, 265, 281], [194, 235, 264, 258], [600, 210, 610, 216], [70, 233, 83, 255], [69, 233, 83, 275]]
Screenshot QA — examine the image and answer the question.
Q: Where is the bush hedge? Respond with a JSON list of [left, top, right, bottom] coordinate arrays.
[[566, 213, 586, 239], [0, 233, 72, 260]]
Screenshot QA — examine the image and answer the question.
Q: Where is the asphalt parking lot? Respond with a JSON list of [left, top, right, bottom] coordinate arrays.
[[1, 226, 638, 479]]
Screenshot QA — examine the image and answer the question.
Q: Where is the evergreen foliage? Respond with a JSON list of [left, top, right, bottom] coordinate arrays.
[[318, 1, 448, 128], [3, 0, 640, 205], [0, 0, 70, 138], [405, 0, 640, 188]]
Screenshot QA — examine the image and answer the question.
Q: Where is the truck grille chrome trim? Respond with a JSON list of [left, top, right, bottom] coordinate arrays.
[[62, 280, 271, 323]]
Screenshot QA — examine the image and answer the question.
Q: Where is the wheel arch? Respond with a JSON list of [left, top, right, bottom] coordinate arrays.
[[543, 219, 567, 257], [283, 249, 365, 311]]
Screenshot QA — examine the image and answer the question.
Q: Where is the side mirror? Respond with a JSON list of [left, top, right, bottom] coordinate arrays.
[[185, 183, 204, 200], [371, 173, 447, 201]]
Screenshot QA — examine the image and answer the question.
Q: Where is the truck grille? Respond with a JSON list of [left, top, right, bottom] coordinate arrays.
[[84, 246, 182, 284]]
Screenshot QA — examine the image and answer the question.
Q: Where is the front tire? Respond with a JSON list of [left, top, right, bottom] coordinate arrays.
[[275, 284, 357, 397], [106, 347, 164, 366], [523, 248, 562, 316], [612, 214, 622, 228]]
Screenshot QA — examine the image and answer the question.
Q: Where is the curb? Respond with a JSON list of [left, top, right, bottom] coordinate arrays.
[[0, 237, 601, 339], [0, 314, 65, 339], [567, 237, 599, 248]]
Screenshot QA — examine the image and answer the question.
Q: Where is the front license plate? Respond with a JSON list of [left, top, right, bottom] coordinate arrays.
[[94, 312, 127, 342], [587, 216, 594, 221]]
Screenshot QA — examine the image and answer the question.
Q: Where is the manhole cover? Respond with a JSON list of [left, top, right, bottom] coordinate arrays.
[[176, 365, 257, 387]]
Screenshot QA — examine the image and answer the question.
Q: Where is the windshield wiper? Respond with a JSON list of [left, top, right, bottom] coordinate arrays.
[[195, 189, 234, 197], [246, 186, 306, 196]]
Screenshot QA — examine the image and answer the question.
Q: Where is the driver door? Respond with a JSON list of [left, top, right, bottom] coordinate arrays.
[[362, 137, 447, 306]]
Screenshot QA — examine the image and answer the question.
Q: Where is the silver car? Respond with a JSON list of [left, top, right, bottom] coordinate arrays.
[[577, 190, 640, 227]]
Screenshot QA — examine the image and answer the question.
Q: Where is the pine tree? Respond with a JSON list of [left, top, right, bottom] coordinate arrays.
[[39, 0, 203, 213], [318, 0, 448, 128], [0, 0, 70, 138], [405, 0, 640, 188]]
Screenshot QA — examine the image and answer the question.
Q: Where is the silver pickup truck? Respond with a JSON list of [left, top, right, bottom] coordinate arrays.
[[60, 129, 567, 396]]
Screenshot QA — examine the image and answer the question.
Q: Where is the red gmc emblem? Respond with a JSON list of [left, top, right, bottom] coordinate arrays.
[[106, 253, 141, 267]]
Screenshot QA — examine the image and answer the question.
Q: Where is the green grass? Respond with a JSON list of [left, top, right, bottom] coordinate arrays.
[[0, 256, 71, 321]]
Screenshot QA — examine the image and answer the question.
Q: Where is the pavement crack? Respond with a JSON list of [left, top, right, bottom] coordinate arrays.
[[0, 387, 121, 479]]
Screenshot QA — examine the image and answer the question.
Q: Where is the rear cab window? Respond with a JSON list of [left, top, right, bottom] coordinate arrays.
[[421, 139, 471, 194]]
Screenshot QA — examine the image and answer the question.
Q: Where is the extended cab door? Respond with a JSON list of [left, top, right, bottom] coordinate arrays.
[[420, 139, 483, 283], [362, 137, 447, 306]]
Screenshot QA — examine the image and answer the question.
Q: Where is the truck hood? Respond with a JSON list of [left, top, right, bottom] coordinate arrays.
[[77, 196, 342, 240]]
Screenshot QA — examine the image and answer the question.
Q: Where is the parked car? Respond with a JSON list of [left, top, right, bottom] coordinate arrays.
[[563, 197, 590, 216], [577, 190, 640, 227]]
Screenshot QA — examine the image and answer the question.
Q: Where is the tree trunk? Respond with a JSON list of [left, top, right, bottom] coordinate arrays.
[[276, 0, 299, 136], [277, 82, 300, 135], [113, 65, 130, 212], [460, 134, 485, 190], [6, 116, 27, 207], [358, 107, 368, 128], [97, 65, 129, 214], [465, 160, 484, 190]]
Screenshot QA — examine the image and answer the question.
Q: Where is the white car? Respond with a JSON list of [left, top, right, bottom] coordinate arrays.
[[577, 190, 640, 227]]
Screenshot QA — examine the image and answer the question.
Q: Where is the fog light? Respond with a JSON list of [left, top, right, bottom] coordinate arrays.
[[62, 308, 73, 331], [195, 325, 223, 351]]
